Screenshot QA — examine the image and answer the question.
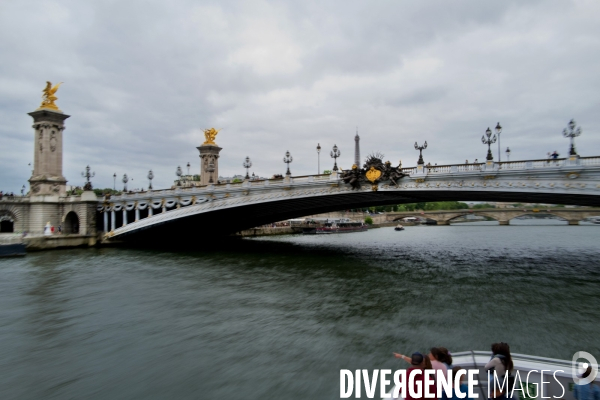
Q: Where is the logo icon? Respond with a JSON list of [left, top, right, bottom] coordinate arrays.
[[572, 351, 598, 385]]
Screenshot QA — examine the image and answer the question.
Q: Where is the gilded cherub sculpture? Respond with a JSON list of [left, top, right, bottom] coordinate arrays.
[[38, 81, 63, 111], [202, 128, 221, 145]]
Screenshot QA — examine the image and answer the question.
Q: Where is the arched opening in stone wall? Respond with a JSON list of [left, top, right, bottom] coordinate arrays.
[[64, 211, 80, 234], [0, 216, 14, 232]]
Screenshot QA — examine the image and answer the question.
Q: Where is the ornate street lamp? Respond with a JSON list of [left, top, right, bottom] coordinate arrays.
[[283, 150, 293, 176], [414, 141, 428, 165], [21, 185, 26, 196], [113, 172, 117, 191], [563, 119, 582, 156], [316, 143, 321, 174], [330, 144, 341, 171], [186, 162, 190, 176], [122, 174, 128, 192], [243, 156, 252, 179], [176, 165, 182, 186], [481, 127, 497, 161], [147, 170, 154, 190], [81, 165, 95, 190], [505, 147, 511, 162], [495, 122, 502, 162]]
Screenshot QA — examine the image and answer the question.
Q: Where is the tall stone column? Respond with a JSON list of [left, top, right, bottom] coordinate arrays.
[[197, 144, 222, 186], [28, 109, 69, 196]]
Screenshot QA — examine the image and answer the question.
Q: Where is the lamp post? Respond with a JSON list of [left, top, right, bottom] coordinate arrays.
[[481, 127, 497, 161], [113, 173, 117, 191], [81, 165, 95, 190], [283, 150, 293, 176], [562, 119, 582, 156], [243, 156, 252, 179], [148, 170, 154, 190], [505, 147, 511, 162], [495, 122, 502, 162], [21, 185, 26, 197], [122, 174, 128, 192], [414, 141, 428, 165], [176, 165, 182, 186], [330, 144, 341, 171], [186, 162, 190, 176], [316, 143, 321, 174]]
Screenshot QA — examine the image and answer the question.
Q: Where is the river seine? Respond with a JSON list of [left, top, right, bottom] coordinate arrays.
[[1, 222, 599, 399]]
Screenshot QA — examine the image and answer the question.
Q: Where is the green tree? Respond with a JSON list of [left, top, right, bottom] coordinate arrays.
[[364, 216, 373, 225]]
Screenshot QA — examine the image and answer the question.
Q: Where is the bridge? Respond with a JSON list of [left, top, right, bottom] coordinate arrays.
[[100, 156, 600, 243], [386, 208, 600, 225], [6, 85, 599, 249]]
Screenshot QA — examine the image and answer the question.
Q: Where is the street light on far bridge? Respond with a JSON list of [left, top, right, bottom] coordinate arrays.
[[122, 174, 128, 192], [482, 127, 497, 161], [113, 173, 117, 191], [563, 119, 582, 156], [414, 141, 427, 165], [505, 147, 511, 162], [283, 150, 293, 176], [330, 144, 340, 171]]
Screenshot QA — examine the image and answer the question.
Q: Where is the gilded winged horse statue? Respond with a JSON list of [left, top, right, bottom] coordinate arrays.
[[38, 81, 63, 111]]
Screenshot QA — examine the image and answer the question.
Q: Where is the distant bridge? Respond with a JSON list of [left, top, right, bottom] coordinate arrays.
[[386, 208, 600, 225], [98, 156, 600, 243]]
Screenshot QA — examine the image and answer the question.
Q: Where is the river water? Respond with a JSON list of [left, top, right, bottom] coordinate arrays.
[[1, 222, 599, 399]]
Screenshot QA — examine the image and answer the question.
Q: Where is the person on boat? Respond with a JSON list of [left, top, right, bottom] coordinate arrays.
[[451, 366, 478, 400], [428, 347, 449, 375], [485, 342, 514, 399], [438, 347, 453, 369], [573, 366, 600, 400], [393, 352, 437, 400]]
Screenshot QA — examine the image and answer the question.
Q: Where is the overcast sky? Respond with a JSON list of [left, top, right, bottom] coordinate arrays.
[[1, 0, 599, 192]]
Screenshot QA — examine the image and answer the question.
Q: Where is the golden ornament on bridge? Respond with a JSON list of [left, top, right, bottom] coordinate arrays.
[[365, 166, 382, 183], [38, 81, 63, 112], [202, 128, 221, 145]]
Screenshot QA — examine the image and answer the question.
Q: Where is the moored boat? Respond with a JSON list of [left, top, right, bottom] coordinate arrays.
[[394, 224, 404, 231], [0, 235, 26, 257], [301, 218, 368, 234]]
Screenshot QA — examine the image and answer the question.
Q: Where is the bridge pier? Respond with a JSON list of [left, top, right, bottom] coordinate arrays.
[[498, 220, 509, 225], [436, 220, 449, 225], [568, 220, 580, 225]]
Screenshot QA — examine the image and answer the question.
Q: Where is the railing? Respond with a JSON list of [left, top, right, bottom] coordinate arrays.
[[99, 155, 600, 203]]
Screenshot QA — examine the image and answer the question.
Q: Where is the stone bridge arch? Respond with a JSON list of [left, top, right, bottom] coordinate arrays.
[[0, 205, 24, 232], [63, 211, 80, 234]]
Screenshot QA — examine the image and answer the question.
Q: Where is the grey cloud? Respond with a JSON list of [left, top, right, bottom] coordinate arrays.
[[0, 0, 598, 192]]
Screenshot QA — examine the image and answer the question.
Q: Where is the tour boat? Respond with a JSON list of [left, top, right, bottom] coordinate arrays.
[[382, 350, 595, 400], [394, 225, 405, 231]]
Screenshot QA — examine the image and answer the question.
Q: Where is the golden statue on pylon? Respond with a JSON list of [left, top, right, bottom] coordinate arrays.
[[38, 81, 63, 111], [202, 128, 221, 145]]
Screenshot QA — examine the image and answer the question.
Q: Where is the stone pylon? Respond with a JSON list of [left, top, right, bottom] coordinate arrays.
[[28, 109, 70, 197], [197, 144, 222, 185]]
